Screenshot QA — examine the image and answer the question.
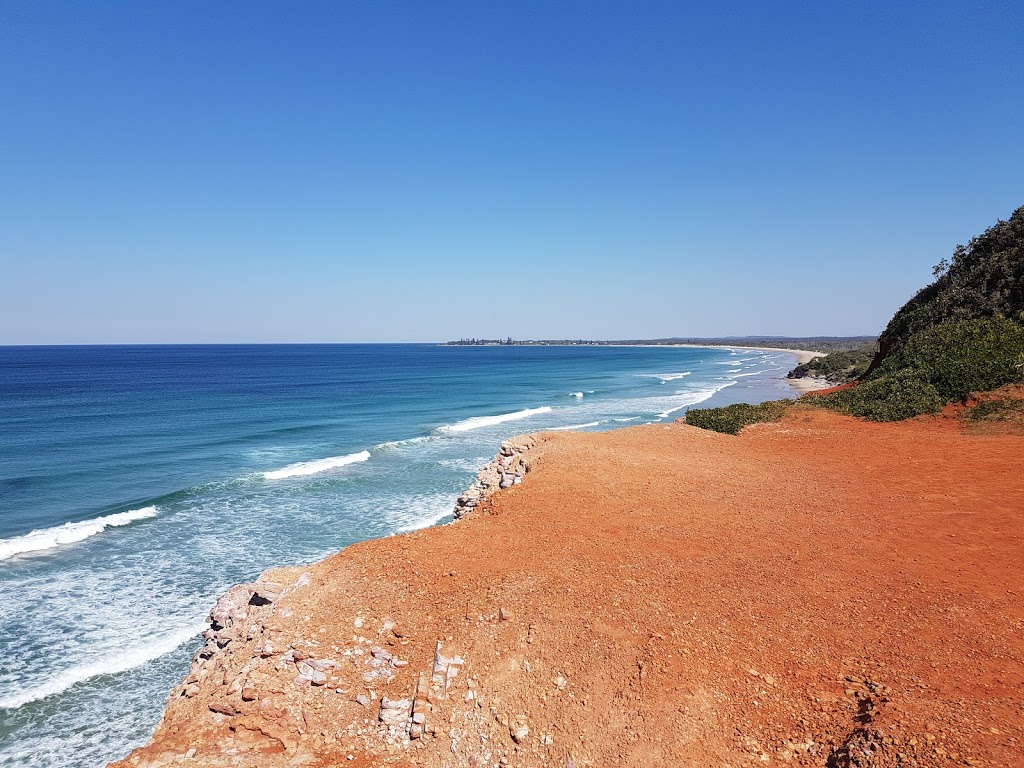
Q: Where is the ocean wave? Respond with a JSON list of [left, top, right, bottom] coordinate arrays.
[[373, 436, 433, 451], [0, 623, 204, 710], [262, 450, 371, 480], [437, 406, 553, 433], [640, 372, 691, 382], [0, 507, 158, 562], [548, 421, 602, 431], [570, 391, 584, 398], [612, 416, 640, 422]]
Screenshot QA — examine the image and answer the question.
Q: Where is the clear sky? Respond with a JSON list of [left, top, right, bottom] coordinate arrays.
[[1, 1, 1021, 343]]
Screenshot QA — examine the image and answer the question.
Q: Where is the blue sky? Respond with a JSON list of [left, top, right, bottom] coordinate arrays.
[[1, 1, 1021, 343]]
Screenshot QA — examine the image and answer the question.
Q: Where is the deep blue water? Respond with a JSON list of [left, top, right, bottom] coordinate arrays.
[[0, 343, 797, 767]]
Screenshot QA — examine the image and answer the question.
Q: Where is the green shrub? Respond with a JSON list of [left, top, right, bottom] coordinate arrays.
[[877, 317, 1024, 401], [812, 369, 944, 421], [965, 398, 1024, 422], [685, 400, 794, 435]]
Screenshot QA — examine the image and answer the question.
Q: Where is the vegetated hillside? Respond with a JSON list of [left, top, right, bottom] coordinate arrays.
[[878, 205, 1024, 358], [688, 205, 1024, 432]]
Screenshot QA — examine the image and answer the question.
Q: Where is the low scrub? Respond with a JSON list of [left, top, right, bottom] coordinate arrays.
[[965, 397, 1024, 422], [811, 317, 1024, 421], [877, 317, 1024, 401], [685, 400, 793, 435], [811, 370, 944, 422]]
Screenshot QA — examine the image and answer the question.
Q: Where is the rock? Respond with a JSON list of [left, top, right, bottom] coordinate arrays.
[[554, 675, 568, 690], [498, 607, 512, 622], [379, 697, 412, 726], [355, 694, 370, 706], [241, 685, 257, 701], [511, 724, 529, 743], [184, 748, 197, 759]]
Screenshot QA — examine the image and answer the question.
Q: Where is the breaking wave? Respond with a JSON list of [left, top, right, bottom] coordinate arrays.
[[373, 436, 434, 451], [0, 507, 158, 562], [437, 406, 553, 433], [262, 450, 371, 480]]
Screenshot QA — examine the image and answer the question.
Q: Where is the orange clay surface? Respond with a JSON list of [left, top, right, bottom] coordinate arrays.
[[112, 405, 1024, 768]]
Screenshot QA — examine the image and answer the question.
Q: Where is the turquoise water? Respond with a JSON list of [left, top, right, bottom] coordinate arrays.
[[0, 343, 797, 767]]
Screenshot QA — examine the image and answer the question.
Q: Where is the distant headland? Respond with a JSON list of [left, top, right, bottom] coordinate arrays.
[[445, 335, 877, 352]]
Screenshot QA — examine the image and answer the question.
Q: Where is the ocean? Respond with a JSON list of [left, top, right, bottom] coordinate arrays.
[[0, 343, 798, 767]]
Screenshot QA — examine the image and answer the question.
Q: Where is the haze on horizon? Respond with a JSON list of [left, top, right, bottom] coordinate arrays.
[[1, 1, 1021, 345]]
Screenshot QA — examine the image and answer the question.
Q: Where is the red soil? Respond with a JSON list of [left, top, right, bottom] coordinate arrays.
[[111, 406, 1024, 768]]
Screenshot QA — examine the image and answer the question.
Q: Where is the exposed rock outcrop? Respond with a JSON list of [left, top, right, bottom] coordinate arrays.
[[452, 435, 537, 519]]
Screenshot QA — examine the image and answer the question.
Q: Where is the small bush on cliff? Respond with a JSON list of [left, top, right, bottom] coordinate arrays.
[[966, 397, 1024, 422], [685, 400, 793, 435]]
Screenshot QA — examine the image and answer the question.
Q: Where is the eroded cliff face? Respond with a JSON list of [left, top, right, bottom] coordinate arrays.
[[112, 414, 1024, 768]]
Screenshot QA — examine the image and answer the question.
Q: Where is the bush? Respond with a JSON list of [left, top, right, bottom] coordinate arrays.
[[809, 317, 1024, 421], [813, 370, 944, 421], [965, 398, 1024, 422], [685, 400, 794, 435], [877, 317, 1024, 401]]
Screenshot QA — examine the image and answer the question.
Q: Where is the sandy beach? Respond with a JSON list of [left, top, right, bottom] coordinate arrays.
[[113, 400, 1024, 768], [670, 343, 826, 366]]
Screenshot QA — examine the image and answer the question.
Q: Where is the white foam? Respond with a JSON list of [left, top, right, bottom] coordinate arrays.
[[0, 507, 158, 562], [395, 507, 452, 533], [641, 372, 691, 382], [548, 421, 602, 431], [655, 385, 734, 419], [570, 391, 584, 398], [373, 436, 433, 451], [262, 450, 371, 480], [612, 416, 640, 422], [438, 406, 553, 433], [0, 623, 204, 710]]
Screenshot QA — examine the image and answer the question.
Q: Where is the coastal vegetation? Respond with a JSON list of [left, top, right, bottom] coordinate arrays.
[[688, 206, 1024, 432], [965, 393, 1024, 423], [879, 205, 1024, 355], [684, 400, 794, 435]]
